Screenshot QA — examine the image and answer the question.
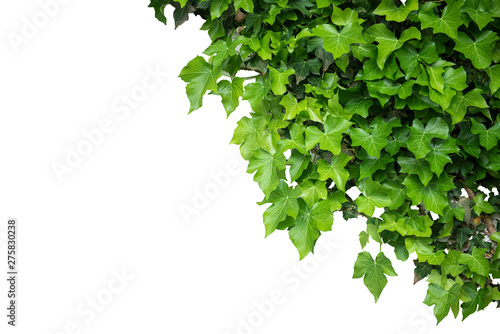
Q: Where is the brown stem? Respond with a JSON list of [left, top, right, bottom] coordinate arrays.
[[459, 179, 475, 199], [483, 214, 497, 236]]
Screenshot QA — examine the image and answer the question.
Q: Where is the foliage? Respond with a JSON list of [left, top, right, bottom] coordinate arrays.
[[150, 0, 500, 323]]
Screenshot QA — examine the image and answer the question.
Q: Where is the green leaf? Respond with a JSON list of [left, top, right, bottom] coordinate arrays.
[[365, 24, 421, 69], [260, 181, 301, 237], [453, 31, 500, 69], [234, 0, 254, 12], [407, 118, 449, 159], [279, 123, 307, 154], [379, 212, 407, 236], [353, 251, 397, 302], [350, 122, 392, 158], [149, 0, 172, 24], [210, 0, 231, 19], [470, 118, 500, 151], [441, 250, 467, 277], [405, 237, 434, 255], [356, 178, 392, 216], [425, 138, 460, 176], [216, 77, 244, 116], [461, 282, 487, 320], [397, 156, 434, 186], [298, 179, 327, 207], [359, 231, 369, 249], [373, 0, 418, 22], [230, 116, 266, 160], [305, 115, 353, 154], [473, 193, 495, 215], [289, 200, 332, 259], [280, 94, 307, 120], [460, 247, 490, 277], [418, 1, 463, 39], [402, 173, 455, 215], [311, 22, 365, 59], [247, 149, 286, 197], [317, 153, 352, 191], [288, 151, 310, 182], [423, 283, 461, 324], [267, 65, 295, 96], [331, 7, 364, 26], [358, 150, 393, 180], [446, 89, 488, 124], [486, 65, 500, 94], [179, 56, 222, 113], [462, 0, 494, 30], [418, 250, 445, 265]]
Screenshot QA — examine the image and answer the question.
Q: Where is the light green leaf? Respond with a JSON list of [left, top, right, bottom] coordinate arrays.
[[267, 65, 295, 95], [402, 173, 455, 215], [298, 179, 327, 207], [365, 24, 421, 69], [179, 56, 222, 113], [473, 193, 495, 215], [280, 94, 308, 120], [460, 247, 490, 277], [425, 138, 460, 176], [441, 250, 467, 276], [407, 118, 449, 159], [446, 89, 488, 124], [373, 0, 418, 22], [305, 115, 353, 154], [317, 153, 352, 191], [350, 122, 392, 158], [260, 181, 301, 237], [397, 156, 434, 186], [486, 65, 500, 94], [423, 283, 461, 324], [470, 118, 500, 151], [356, 178, 392, 217], [234, 0, 254, 12], [418, 1, 463, 39], [353, 251, 397, 302], [247, 149, 286, 197], [453, 31, 500, 69], [311, 22, 365, 59], [405, 237, 434, 255], [216, 77, 244, 116], [230, 116, 266, 159]]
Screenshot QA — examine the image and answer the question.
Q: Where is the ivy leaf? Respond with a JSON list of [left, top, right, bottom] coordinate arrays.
[[179, 56, 222, 113], [462, 0, 494, 30], [280, 94, 308, 120], [288, 151, 310, 182], [423, 283, 461, 324], [350, 122, 392, 158], [418, 250, 445, 265], [353, 251, 397, 302], [407, 118, 449, 159], [247, 149, 286, 197], [317, 153, 352, 191], [299, 179, 327, 207], [446, 89, 488, 124], [373, 0, 418, 22], [288, 200, 332, 259], [461, 282, 487, 320], [234, 0, 254, 13], [331, 7, 365, 26], [397, 156, 434, 186], [402, 173, 455, 215], [441, 250, 467, 277], [453, 31, 500, 69], [486, 65, 500, 94], [210, 0, 231, 19], [215, 77, 244, 117], [311, 23, 365, 59], [288, 55, 322, 84], [425, 138, 460, 176], [203, 39, 236, 68], [267, 65, 295, 95], [358, 150, 394, 180], [305, 115, 353, 154], [356, 178, 392, 216], [379, 212, 407, 236], [230, 116, 266, 159], [149, 0, 172, 24], [260, 181, 301, 237], [279, 123, 307, 154], [470, 118, 500, 151], [418, 1, 463, 39], [473, 193, 495, 215], [365, 24, 421, 69], [405, 237, 434, 255], [460, 247, 490, 277]]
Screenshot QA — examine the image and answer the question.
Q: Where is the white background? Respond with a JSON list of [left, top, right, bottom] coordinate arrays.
[[0, 1, 497, 333]]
